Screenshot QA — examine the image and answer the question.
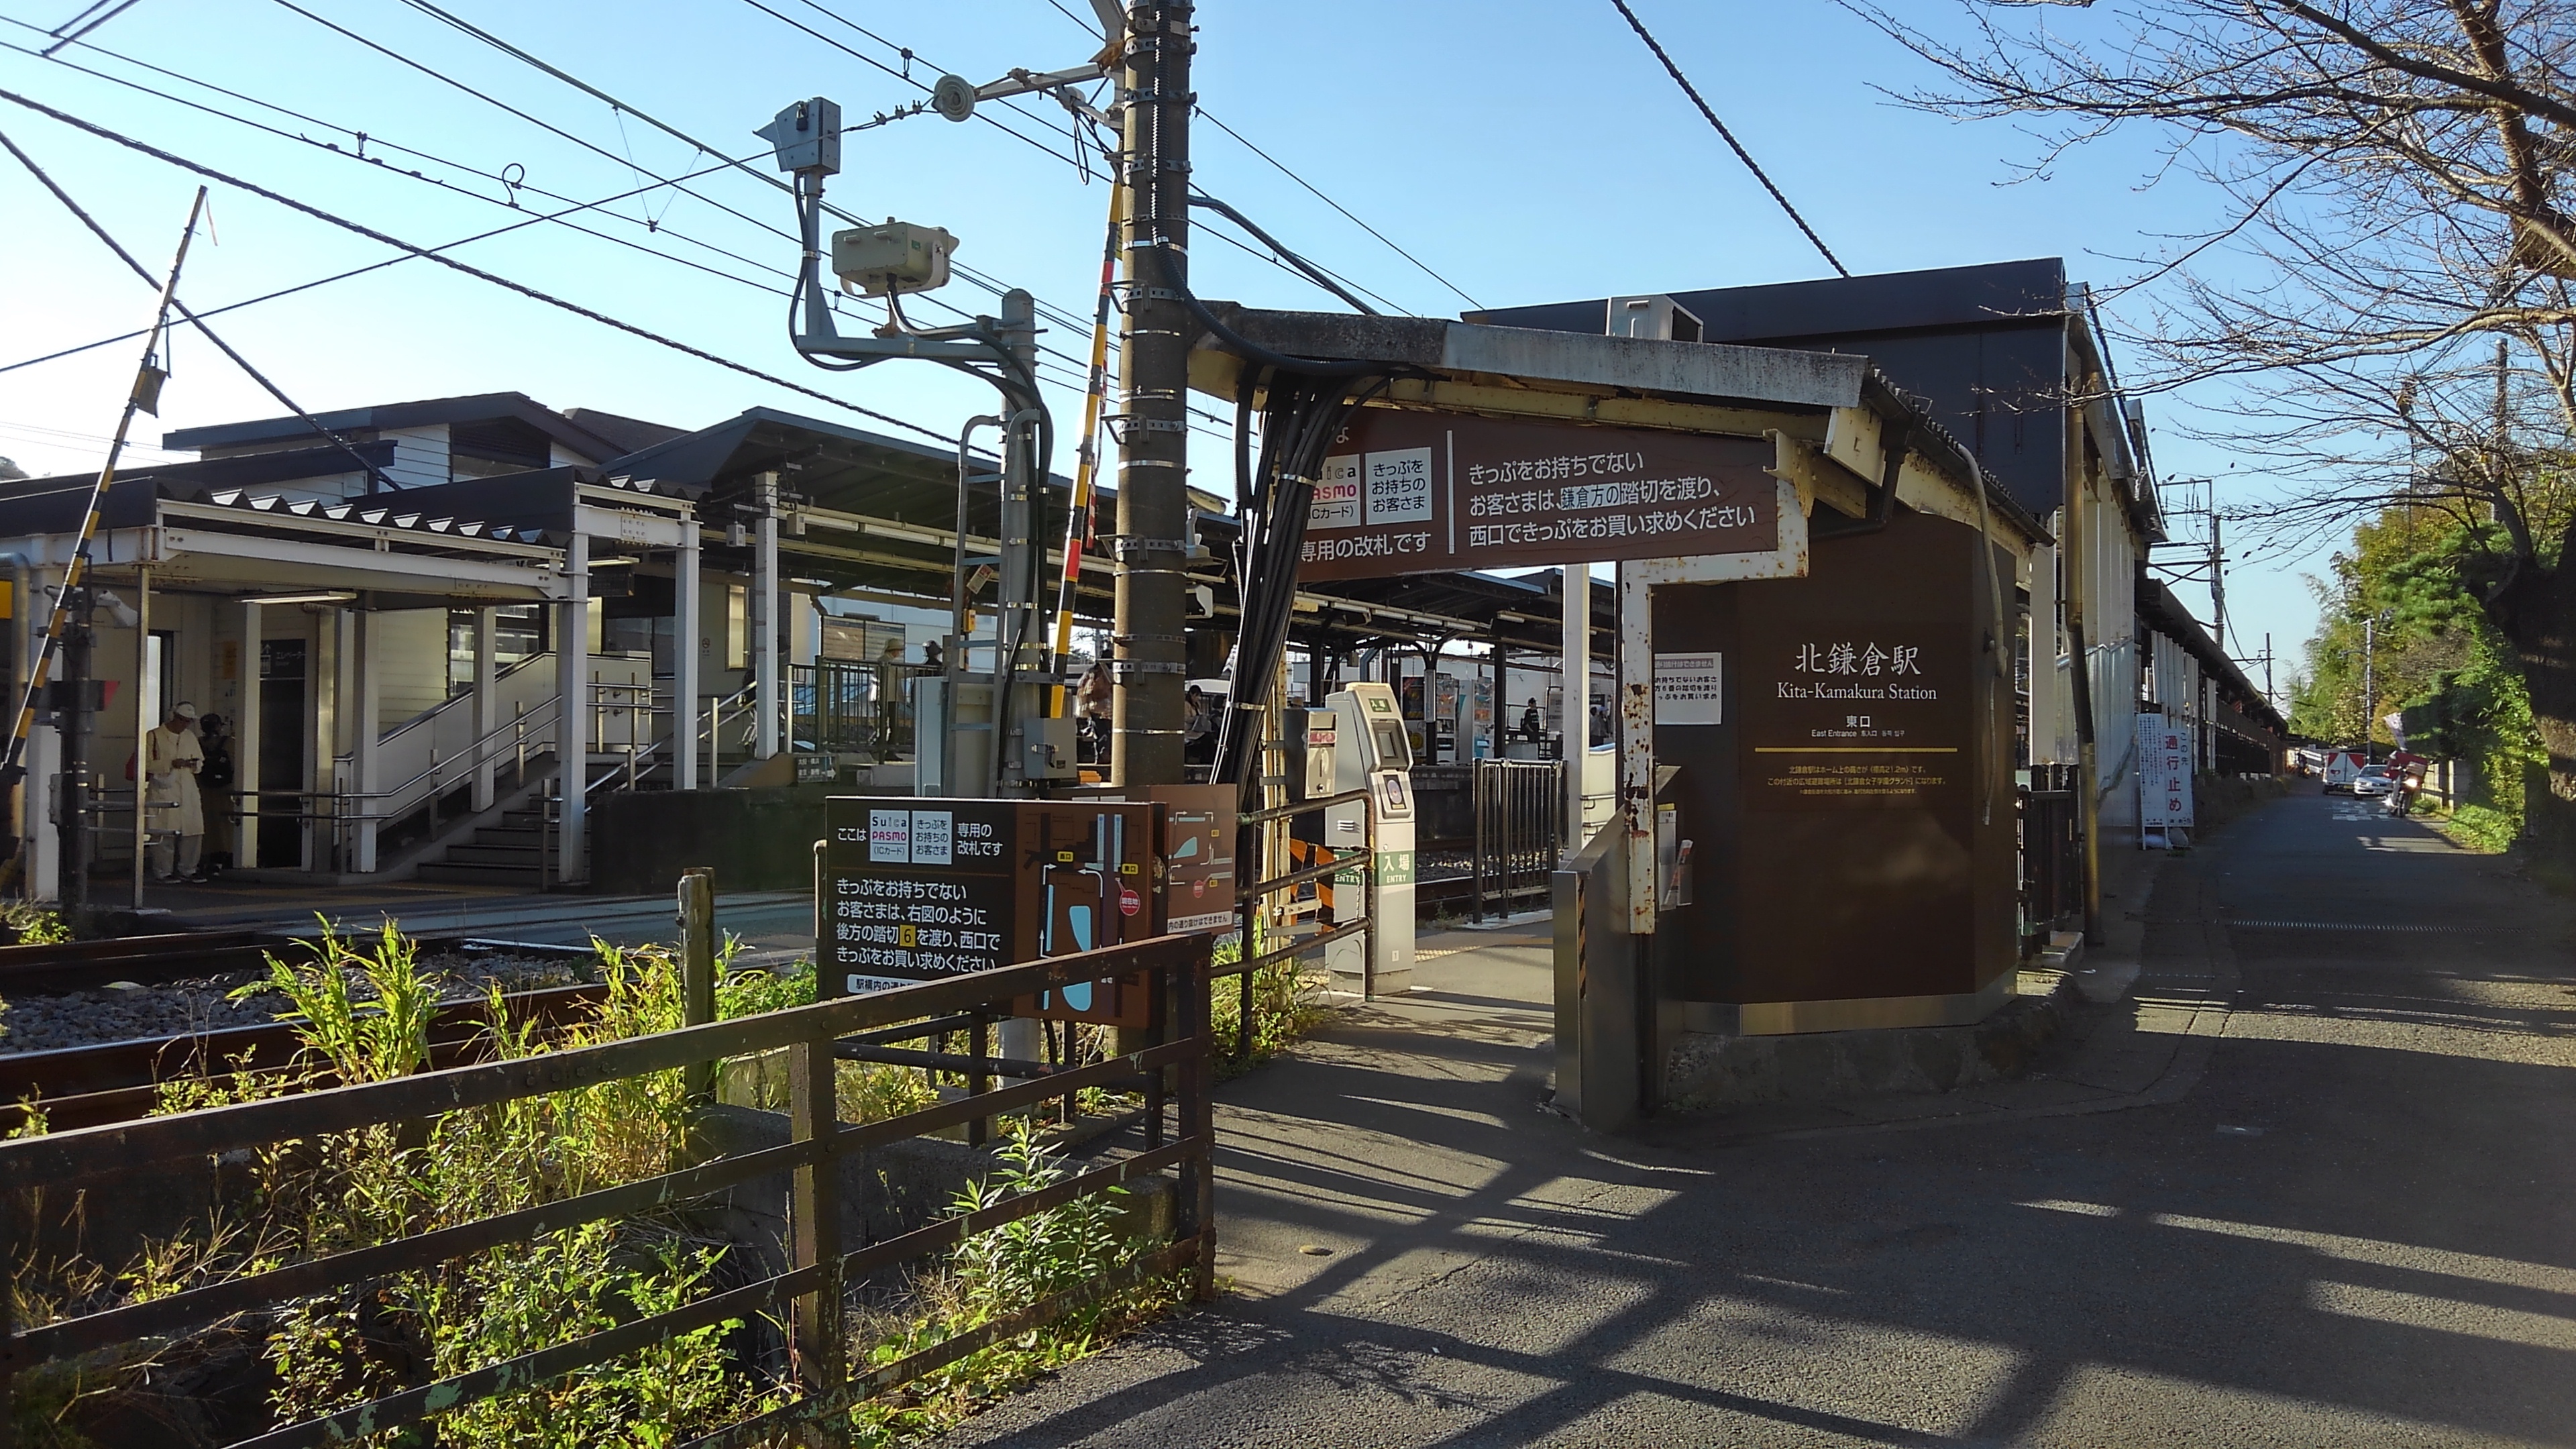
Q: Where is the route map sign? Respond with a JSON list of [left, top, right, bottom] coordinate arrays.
[[1297, 409, 1780, 581]]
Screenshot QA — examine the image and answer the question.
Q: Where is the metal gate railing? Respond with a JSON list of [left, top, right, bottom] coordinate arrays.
[[1224, 786, 1379, 1048], [1470, 758, 1564, 923]]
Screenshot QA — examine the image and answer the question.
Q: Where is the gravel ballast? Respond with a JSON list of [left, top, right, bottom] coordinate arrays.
[[0, 951, 591, 1057]]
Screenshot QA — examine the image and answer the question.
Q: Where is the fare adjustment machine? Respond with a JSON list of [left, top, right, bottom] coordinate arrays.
[[1323, 682, 1417, 995]]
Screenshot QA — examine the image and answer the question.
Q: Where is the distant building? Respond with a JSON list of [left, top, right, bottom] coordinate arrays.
[[1471, 257, 2280, 854]]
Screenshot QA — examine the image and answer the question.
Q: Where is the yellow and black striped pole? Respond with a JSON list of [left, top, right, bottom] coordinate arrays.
[[1, 186, 205, 786], [1046, 182, 1126, 713]]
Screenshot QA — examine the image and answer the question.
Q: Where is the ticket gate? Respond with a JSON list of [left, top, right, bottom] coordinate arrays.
[[1322, 682, 1417, 995]]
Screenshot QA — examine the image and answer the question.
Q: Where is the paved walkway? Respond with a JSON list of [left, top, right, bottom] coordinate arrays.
[[953, 792, 2576, 1447]]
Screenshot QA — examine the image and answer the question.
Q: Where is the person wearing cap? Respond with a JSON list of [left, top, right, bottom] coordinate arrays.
[[146, 702, 207, 883]]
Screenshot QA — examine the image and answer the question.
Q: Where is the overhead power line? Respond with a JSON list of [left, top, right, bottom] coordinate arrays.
[[1189, 107, 1484, 311], [1, 125, 394, 488], [0, 87, 967, 447], [357, 2, 1244, 435], [1605, 0, 1849, 278], [0, 154, 751, 377]]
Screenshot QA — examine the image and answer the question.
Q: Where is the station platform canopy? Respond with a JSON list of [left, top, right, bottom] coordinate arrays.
[[604, 405, 1616, 657]]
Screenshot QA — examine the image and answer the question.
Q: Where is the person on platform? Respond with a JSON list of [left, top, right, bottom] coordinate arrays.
[[1183, 684, 1216, 767], [1076, 661, 1112, 763], [1519, 698, 1542, 742], [197, 712, 236, 875], [144, 702, 207, 883]]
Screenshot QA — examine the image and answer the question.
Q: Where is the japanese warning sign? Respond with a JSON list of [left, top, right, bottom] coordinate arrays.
[[1298, 409, 1779, 581], [2137, 716, 2195, 828]]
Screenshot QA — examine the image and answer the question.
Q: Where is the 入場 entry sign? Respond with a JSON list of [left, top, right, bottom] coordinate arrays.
[[1298, 409, 1780, 581]]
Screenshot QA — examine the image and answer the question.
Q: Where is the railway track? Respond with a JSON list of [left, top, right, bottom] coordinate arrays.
[[1, 927, 621, 1134], [0, 868, 1526, 1136], [0, 929, 288, 996], [1, 981, 610, 1134]]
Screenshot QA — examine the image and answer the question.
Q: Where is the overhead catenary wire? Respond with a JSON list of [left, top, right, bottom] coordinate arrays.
[[751, 1, 1424, 325], [13, 7, 1245, 453], [385, 0, 1102, 333], [335, 4, 1250, 437], [1, 183, 202, 793], [1, 30, 808, 303], [385, 0, 1385, 392], [1189, 107, 1484, 312], [0, 87, 980, 448], [1034, 0, 1488, 313], [3, 25, 1242, 439], [0, 125, 396, 490], [0, 154, 753, 378], [1605, 0, 1849, 278]]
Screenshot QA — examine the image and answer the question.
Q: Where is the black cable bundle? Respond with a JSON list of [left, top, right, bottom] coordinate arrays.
[[1211, 365, 1394, 797]]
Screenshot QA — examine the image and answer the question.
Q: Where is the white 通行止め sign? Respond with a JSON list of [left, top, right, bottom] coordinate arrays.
[[2137, 716, 2194, 829]]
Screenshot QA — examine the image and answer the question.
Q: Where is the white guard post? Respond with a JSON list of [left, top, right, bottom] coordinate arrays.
[[1324, 680, 1416, 996]]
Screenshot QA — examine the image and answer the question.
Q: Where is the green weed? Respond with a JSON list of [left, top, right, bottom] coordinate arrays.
[[12, 924, 1181, 1446]]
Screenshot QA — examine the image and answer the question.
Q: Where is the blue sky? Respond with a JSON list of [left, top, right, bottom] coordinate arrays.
[[0, 0, 2319, 693]]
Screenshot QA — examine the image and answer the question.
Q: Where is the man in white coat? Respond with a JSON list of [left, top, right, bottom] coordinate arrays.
[[146, 701, 207, 883]]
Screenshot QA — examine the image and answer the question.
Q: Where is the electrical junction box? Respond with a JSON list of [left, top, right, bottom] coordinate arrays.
[[833, 220, 958, 297], [755, 97, 841, 175]]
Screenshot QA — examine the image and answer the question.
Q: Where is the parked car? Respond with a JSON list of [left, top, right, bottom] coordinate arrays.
[[2351, 765, 2396, 798]]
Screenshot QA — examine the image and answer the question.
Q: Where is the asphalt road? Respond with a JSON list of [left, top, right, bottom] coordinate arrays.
[[950, 792, 2576, 1447]]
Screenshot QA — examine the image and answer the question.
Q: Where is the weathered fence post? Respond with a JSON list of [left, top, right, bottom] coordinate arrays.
[[1177, 938, 1217, 1301], [678, 865, 717, 1102], [788, 1024, 845, 1411]]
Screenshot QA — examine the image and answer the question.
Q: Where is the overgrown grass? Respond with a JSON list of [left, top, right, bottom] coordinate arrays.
[[1, 902, 70, 947], [6, 924, 1195, 1448], [2432, 802, 2522, 855], [841, 1121, 1188, 1445], [1206, 923, 1333, 1079]]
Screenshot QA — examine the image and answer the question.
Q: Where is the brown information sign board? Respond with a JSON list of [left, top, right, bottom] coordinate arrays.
[[820, 798, 1163, 1025], [1299, 409, 1778, 581], [1739, 623, 1971, 812]]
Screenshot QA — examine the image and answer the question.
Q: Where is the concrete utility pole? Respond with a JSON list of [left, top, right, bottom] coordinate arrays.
[[2208, 503, 2225, 646], [1110, 0, 1193, 788]]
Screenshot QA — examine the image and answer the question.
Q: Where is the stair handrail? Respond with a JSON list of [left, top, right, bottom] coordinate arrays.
[[374, 651, 555, 749], [327, 692, 566, 824], [610, 678, 759, 790]]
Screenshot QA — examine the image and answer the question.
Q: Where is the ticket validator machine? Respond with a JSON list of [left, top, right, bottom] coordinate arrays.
[[1323, 682, 1417, 995]]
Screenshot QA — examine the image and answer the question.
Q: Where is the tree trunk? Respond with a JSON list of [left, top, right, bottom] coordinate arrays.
[[2488, 556, 2576, 879]]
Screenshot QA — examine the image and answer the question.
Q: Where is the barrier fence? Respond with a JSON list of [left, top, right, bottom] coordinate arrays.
[[1228, 786, 1378, 1053], [0, 931, 1216, 1449], [1470, 758, 1563, 923]]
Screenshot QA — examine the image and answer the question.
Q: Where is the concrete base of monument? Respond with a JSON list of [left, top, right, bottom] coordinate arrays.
[[1660, 974, 2080, 1112]]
